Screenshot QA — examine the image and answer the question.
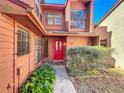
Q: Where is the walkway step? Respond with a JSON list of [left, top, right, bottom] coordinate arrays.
[[54, 65, 77, 93]]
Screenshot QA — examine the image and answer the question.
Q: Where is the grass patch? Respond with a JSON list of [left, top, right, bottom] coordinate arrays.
[[108, 68, 124, 77]]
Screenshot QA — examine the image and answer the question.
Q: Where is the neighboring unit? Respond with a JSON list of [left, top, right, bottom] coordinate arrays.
[[95, 0, 124, 69]]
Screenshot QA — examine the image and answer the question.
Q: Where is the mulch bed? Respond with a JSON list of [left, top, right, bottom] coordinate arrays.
[[71, 76, 124, 93]]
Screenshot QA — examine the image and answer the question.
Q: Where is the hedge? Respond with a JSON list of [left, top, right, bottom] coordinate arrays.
[[66, 46, 113, 77]]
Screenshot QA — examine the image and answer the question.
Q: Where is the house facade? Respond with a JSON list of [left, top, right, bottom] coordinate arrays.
[[95, 0, 124, 69], [41, 0, 98, 62], [0, 0, 98, 93]]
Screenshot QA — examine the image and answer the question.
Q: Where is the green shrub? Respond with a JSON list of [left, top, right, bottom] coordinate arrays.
[[20, 63, 56, 93], [66, 46, 113, 77]]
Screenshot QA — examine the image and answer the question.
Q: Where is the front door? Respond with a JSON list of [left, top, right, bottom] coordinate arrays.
[[54, 39, 65, 61]]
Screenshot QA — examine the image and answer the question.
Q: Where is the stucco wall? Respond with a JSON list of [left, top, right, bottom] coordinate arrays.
[[98, 1, 124, 68]]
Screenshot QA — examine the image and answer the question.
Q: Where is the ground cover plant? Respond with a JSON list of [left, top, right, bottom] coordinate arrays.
[[20, 63, 56, 93]]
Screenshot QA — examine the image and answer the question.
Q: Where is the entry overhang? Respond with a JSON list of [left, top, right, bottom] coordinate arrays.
[[47, 32, 99, 37]]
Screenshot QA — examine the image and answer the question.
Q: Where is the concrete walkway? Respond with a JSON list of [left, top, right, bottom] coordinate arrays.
[[54, 65, 77, 93]]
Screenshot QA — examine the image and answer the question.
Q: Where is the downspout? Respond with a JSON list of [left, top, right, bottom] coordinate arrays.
[[13, 20, 16, 93]]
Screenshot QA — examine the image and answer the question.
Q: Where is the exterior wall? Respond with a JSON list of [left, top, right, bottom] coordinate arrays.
[[48, 37, 54, 61], [20, 0, 42, 17], [98, 1, 124, 68], [0, 13, 43, 93], [95, 26, 111, 47], [87, 1, 94, 32], [66, 37, 90, 49], [14, 22, 43, 93], [0, 13, 14, 93]]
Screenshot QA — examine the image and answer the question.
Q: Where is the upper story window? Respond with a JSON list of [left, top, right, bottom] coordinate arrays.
[[35, 0, 42, 18], [54, 14, 62, 25], [17, 28, 30, 56], [71, 10, 86, 29], [35, 4, 39, 16], [46, 13, 53, 25], [46, 13, 62, 25]]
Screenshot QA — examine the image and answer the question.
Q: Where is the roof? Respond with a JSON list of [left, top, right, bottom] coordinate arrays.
[[41, 3, 66, 10], [95, 0, 124, 28]]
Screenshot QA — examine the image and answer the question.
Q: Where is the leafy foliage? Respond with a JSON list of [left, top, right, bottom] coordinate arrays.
[[66, 46, 113, 77], [20, 63, 56, 93]]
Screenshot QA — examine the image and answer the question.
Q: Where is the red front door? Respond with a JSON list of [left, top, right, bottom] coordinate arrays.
[[54, 39, 65, 60]]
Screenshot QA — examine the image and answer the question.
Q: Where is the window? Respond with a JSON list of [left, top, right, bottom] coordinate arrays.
[[17, 28, 30, 56], [35, 4, 39, 16], [100, 39, 107, 47], [56, 41, 58, 51], [35, 0, 42, 17], [46, 13, 62, 25], [54, 14, 62, 25], [35, 36, 42, 63], [46, 13, 53, 25], [71, 10, 86, 29]]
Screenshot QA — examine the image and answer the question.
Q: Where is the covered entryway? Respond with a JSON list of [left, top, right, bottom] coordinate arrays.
[[54, 39, 65, 61], [47, 37, 66, 62]]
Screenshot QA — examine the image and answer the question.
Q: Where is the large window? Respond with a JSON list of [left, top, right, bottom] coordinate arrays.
[[35, 36, 42, 63], [46, 13, 62, 25], [71, 10, 86, 29], [17, 28, 30, 56]]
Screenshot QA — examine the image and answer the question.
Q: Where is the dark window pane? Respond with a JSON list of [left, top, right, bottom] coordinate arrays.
[[17, 28, 30, 56]]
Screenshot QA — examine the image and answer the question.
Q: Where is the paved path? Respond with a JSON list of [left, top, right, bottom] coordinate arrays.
[[54, 65, 77, 93]]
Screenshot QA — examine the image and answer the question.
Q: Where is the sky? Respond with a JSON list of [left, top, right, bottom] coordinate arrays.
[[45, 0, 118, 24]]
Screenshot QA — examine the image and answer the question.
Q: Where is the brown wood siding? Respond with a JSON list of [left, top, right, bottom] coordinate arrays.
[[66, 36, 90, 48], [0, 14, 14, 93], [0, 13, 44, 93], [14, 22, 43, 93]]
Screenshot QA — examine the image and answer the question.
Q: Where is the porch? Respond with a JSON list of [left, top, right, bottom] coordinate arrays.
[[43, 36, 99, 62]]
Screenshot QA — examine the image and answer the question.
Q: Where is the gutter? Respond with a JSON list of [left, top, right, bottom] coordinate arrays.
[[28, 10, 47, 36], [8, 0, 47, 36]]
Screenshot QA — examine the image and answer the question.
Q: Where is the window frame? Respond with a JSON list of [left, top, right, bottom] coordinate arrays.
[[46, 13, 53, 25], [35, 36, 42, 63], [54, 13, 62, 25], [70, 9, 86, 29], [17, 28, 30, 56], [45, 12, 63, 26], [100, 39, 108, 47]]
